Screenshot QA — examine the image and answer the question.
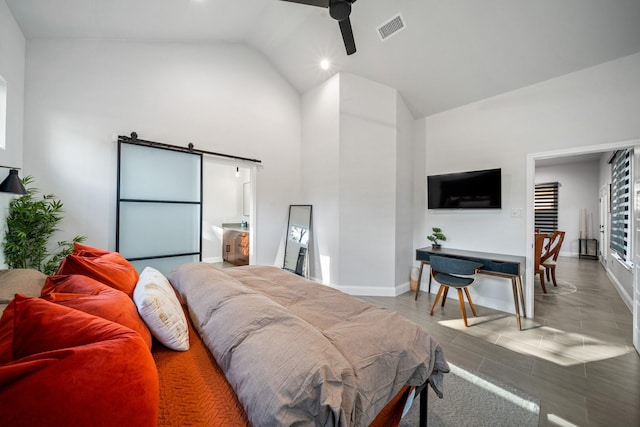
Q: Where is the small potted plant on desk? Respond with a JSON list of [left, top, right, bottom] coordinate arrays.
[[427, 227, 446, 249]]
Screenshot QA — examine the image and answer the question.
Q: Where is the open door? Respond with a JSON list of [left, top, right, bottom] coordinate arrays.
[[632, 149, 640, 354], [599, 184, 609, 268]]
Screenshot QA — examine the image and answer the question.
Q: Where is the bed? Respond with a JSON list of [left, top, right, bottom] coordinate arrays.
[[168, 263, 449, 427], [0, 247, 449, 426]]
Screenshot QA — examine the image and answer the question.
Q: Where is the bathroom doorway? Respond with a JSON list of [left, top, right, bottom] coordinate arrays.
[[202, 158, 255, 265]]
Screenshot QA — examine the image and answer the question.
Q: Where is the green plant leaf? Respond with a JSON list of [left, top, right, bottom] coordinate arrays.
[[2, 176, 87, 275]]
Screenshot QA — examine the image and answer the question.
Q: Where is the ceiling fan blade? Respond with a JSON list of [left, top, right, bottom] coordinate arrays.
[[280, 0, 330, 7], [338, 18, 356, 55]]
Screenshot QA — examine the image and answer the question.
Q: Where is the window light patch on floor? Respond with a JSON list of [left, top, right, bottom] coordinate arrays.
[[438, 319, 631, 366], [547, 413, 581, 427], [450, 363, 540, 414]]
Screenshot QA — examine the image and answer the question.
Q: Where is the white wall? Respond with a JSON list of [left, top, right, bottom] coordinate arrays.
[[338, 73, 397, 291], [0, 0, 25, 267], [413, 118, 428, 259], [535, 160, 601, 256], [22, 40, 301, 267], [420, 52, 640, 314], [395, 94, 415, 287], [301, 74, 340, 284], [301, 73, 416, 295]]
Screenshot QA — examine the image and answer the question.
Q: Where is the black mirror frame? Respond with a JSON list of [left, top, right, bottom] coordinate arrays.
[[283, 204, 312, 277]]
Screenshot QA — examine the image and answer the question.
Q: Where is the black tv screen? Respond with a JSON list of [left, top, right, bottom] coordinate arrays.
[[428, 168, 501, 209]]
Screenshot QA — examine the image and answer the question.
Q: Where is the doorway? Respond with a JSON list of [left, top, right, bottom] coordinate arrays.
[[202, 158, 255, 265], [599, 184, 610, 268], [202, 157, 255, 263], [526, 139, 640, 347], [116, 134, 259, 275]]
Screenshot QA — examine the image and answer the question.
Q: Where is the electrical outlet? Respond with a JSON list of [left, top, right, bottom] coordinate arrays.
[[511, 208, 523, 218]]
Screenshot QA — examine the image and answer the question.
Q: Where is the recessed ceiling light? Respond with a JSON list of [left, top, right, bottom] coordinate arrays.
[[320, 59, 330, 70]]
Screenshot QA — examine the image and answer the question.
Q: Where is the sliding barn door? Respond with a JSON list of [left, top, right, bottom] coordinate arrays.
[[117, 141, 202, 275]]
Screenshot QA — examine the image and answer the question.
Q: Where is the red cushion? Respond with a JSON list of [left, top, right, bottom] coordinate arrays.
[[72, 242, 111, 257], [0, 300, 17, 365], [56, 251, 139, 297], [41, 275, 152, 349], [0, 296, 158, 427]]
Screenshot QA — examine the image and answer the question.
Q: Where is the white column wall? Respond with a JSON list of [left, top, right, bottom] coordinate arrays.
[[301, 73, 415, 295], [395, 95, 415, 288], [22, 40, 301, 266], [338, 73, 397, 291], [301, 74, 341, 285], [413, 118, 428, 260]]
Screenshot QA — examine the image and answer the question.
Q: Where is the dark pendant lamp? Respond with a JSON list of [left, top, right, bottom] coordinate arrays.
[[0, 166, 27, 195]]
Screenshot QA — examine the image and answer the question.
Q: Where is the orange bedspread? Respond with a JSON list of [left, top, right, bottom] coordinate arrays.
[[152, 307, 249, 427]]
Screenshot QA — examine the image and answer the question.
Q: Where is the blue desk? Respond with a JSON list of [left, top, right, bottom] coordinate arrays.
[[415, 247, 526, 330]]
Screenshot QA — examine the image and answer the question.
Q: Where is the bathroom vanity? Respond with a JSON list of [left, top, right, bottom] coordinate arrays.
[[222, 223, 249, 266]]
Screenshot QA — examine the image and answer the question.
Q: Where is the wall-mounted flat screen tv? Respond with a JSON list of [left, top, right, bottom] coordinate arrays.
[[428, 168, 502, 209]]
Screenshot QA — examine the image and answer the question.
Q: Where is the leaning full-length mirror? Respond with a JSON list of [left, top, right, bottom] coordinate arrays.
[[283, 205, 312, 277]]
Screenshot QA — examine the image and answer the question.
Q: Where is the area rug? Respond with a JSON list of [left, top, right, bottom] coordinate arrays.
[[400, 364, 540, 427], [535, 279, 577, 296]]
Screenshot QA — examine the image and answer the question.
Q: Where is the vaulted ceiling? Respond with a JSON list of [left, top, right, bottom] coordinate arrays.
[[6, 0, 640, 118]]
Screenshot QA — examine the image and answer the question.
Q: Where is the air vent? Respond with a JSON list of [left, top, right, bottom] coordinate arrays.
[[377, 14, 406, 41]]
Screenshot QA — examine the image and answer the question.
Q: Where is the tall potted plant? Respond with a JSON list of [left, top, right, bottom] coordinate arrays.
[[3, 176, 86, 275]]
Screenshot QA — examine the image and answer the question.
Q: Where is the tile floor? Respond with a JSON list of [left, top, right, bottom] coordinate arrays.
[[359, 256, 640, 427]]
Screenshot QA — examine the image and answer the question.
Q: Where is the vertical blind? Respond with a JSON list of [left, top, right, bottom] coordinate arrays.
[[610, 148, 632, 260], [534, 182, 559, 233]]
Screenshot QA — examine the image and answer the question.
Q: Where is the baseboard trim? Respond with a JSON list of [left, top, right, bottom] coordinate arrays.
[[334, 285, 405, 297], [308, 278, 410, 297], [606, 267, 633, 312]]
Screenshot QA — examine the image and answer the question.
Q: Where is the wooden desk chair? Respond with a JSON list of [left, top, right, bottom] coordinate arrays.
[[542, 230, 565, 287], [428, 255, 483, 327], [534, 233, 548, 293]]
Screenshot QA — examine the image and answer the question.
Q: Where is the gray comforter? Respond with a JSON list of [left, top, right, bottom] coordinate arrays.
[[169, 264, 449, 427]]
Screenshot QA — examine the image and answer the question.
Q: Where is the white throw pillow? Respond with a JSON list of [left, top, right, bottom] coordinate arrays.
[[133, 266, 189, 351]]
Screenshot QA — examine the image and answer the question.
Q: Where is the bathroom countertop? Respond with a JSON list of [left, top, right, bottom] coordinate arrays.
[[221, 223, 249, 232]]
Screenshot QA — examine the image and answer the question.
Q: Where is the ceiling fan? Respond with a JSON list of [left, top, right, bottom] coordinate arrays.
[[281, 0, 358, 55]]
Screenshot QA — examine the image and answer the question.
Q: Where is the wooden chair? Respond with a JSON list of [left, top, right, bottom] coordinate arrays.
[[429, 255, 483, 327], [542, 230, 565, 287], [534, 233, 548, 293]]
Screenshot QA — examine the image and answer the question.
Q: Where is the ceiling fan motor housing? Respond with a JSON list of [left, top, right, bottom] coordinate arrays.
[[330, 0, 353, 21], [281, 0, 357, 55]]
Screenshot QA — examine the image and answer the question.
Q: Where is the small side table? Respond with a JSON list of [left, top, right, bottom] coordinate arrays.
[[578, 238, 598, 260]]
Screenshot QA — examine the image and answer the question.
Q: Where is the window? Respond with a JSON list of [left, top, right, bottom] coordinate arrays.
[[0, 74, 7, 149], [610, 148, 632, 262], [534, 182, 559, 233]]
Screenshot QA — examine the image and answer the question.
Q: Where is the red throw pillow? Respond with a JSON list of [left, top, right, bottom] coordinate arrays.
[[71, 242, 111, 257], [0, 295, 158, 427], [56, 252, 139, 297], [41, 275, 152, 349], [0, 299, 17, 365]]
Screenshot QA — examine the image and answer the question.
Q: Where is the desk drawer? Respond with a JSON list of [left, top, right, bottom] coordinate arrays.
[[416, 250, 431, 262], [416, 249, 521, 276], [479, 260, 519, 276]]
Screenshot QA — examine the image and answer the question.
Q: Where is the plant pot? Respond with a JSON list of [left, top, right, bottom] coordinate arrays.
[[431, 244, 441, 249]]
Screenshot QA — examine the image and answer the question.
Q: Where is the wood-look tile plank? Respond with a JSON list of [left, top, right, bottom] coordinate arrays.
[[586, 395, 640, 426], [360, 256, 640, 427]]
